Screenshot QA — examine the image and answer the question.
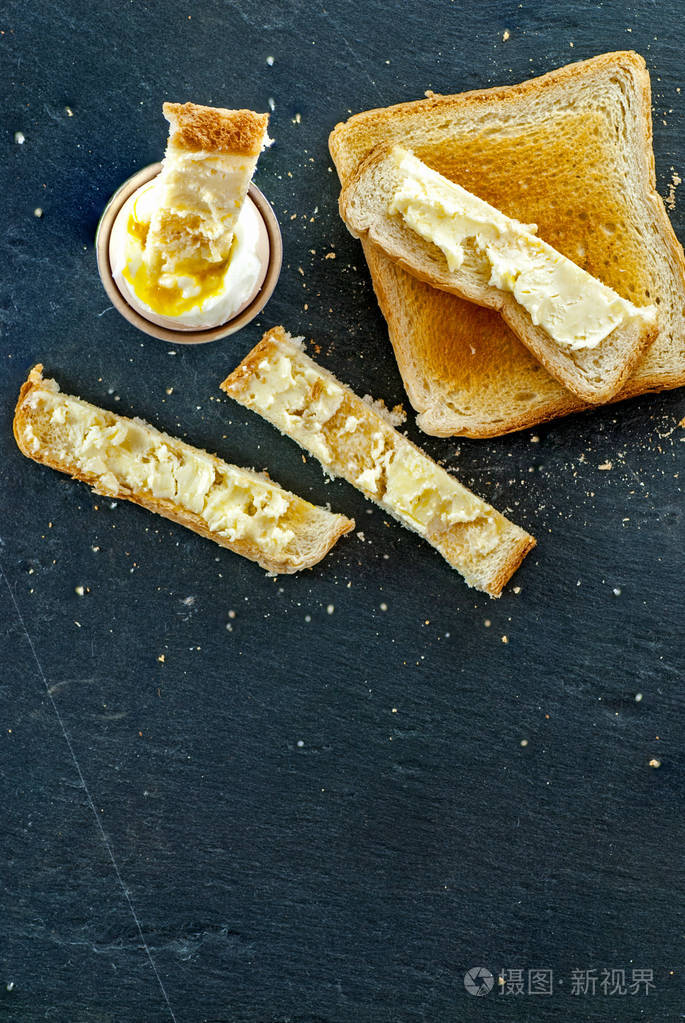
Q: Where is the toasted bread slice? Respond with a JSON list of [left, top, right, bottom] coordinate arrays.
[[329, 51, 685, 436], [221, 327, 535, 596], [340, 144, 657, 403], [14, 366, 353, 574], [145, 102, 270, 274]]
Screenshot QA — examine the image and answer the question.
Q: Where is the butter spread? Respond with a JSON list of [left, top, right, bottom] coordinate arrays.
[[383, 445, 486, 534], [110, 179, 265, 331], [248, 354, 345, 463], [146, 146, 267, 272], [389, 146, 656, 350], [26, 381, 298, 554], [242, 344, 502, 553]]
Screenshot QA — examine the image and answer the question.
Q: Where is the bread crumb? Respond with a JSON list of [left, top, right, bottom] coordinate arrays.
[[598, 461, 613, 470], [266, 55, 274, 66], [293, 112, 302, 124], [268, 98, 276, 112], [157, 654, 165, 663], [34, 207, 43, 218], [484, 619, 491, 627], [649, 758, 661, 768], [74, 585, 85, 596], [14, 131, 25, 145], [356, 531, 365, 541], [635, 692, 643, 702], [502, 28, 510, 40], [501, 635, 508, 644], [362, 395, 406, 427], [380, 602, 388, 612], [228, 609, 236, 619], [65, 106, 73, 116], [325, 251, 336, 260], [665, 170, 681, 210], [513, 586, 521, 594], [613, 587, 622, 596], [326, 604, 335, 615], [165, 387, 173, 395]]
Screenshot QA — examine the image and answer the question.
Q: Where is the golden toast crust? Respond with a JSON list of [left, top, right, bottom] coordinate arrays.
[[329, 51, 685, 436], [14, 366, 353, 574], [222, 327, 536, 596], [163, 101, 269, 155]]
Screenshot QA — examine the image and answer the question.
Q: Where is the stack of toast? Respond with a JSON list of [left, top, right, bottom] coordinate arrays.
[[329, 51, 685, 437]]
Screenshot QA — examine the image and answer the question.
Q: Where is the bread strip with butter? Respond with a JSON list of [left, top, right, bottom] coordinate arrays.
[[329, 51, 685, 436], [339, 144, 658, 404], [14, 366, 353, 574], [221, 327, 535, 595], [145, 102, 270, 274]]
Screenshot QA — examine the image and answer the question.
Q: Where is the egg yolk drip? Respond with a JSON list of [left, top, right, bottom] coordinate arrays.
[[122, 203, 235, 318]]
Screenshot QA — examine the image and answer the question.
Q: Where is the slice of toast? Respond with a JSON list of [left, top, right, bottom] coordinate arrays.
[[329, 51, 685, 437], [340, 144, 657, 404], [221, 327, 535, 596], [14, 366, 353, 574], [145, 102, 270, 274]]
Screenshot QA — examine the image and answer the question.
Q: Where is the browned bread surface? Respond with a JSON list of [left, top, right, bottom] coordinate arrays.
[[329, 51, 685, 436], [221, 327, 536, 596], [14, 365, 353, 574], [340, 143, 658, 404], [163, 101, 269, 155]]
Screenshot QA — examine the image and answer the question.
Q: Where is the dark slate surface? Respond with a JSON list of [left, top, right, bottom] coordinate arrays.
[[1, 1, 683, 1021]]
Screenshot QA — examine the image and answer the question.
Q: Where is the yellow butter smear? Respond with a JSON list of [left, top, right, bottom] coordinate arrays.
[[236, 337, 504, 557], [389, 146, 656, 350], [23, 379, 300, 556]]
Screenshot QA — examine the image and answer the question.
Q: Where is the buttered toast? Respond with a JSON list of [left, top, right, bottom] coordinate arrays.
[[221, 327, 535, 596], [14, 366, 353, 574], [145, 102, 270, 274], [329, 51, 685, 437], [339, 144, 657, 404]]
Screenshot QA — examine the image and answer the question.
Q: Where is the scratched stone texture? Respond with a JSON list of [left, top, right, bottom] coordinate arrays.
[[0, 1, 683, 1021]]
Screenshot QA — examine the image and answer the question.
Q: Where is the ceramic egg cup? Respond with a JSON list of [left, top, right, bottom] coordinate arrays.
[[96, 162, 282, 344]]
